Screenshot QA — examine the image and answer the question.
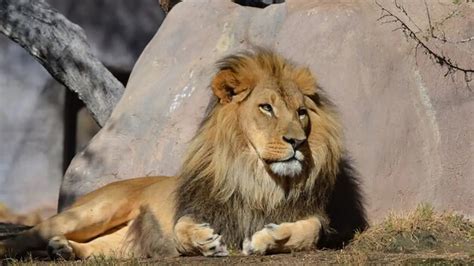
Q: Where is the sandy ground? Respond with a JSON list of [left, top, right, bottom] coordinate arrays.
[[3, 250, 473, 265]]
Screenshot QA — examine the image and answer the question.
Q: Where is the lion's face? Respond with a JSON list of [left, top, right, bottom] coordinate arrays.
[[238, 78, 311, 178], [211, 51, 320, 179]]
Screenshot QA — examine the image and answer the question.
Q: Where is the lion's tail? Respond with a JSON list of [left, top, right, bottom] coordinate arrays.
[[0, 223, 32, 241]]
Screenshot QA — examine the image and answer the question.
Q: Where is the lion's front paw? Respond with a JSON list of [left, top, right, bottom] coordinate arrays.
[[175, 220, 228, 257], [191, 223, 228, 257], [47, 236, 76, 260], [242, 223, 291, 255]]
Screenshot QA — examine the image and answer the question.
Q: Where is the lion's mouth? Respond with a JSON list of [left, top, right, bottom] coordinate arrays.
[[267, 151, 304, 177], [281, 150, 305, 163]]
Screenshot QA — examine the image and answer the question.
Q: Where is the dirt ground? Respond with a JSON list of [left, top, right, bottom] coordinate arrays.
[[3, 250, 472, 265], [144, 251, 473, 265], [2, 205, 474, 265]]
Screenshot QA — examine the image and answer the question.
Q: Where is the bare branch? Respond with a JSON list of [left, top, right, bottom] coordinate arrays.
[[423, 1, 473, 44], [0, 0, 125, 126], [375, 0, 474, 89], [457, 36, 474, 44], [423, 0, 434, 38], [437, 8, 460, 26]]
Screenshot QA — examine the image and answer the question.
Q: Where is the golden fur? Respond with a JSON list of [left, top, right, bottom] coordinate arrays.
[[0, 48, 364, 259]]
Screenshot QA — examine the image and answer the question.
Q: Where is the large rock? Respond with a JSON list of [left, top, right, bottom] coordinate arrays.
[[61, 0, 474, 220]]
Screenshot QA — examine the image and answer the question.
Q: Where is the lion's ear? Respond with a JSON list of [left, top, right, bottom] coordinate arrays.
[[211, 70, 252, 104]]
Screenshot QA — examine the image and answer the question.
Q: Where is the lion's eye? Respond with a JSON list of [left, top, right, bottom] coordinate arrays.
[[298, 108, 307, 119], [259, 104, 273, 115]]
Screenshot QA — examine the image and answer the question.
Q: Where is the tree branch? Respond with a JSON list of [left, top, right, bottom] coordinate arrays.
[[0, 0, 125, 126], [375, 0, 473, 89]]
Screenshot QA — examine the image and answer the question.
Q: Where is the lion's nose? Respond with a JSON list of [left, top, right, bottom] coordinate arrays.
[[282, 136, 306, 149]]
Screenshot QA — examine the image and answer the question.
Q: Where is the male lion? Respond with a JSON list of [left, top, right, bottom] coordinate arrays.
[[0, 49, 367, 259]]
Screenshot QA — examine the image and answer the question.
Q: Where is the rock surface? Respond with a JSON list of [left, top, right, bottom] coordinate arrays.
[[61, 0, 474, 220]]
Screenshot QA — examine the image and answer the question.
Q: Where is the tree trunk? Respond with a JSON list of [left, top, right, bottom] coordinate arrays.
[[0, 0, 124, 126]]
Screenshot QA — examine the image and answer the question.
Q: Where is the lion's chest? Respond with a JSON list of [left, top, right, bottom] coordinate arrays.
[[201, 198, 314, 248]]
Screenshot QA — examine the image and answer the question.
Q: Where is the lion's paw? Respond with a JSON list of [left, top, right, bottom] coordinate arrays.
[[242, 223, 291, 255], [192, 224, 228, 257], [47, 236, 76, 260], [196, 232, 228, 257]]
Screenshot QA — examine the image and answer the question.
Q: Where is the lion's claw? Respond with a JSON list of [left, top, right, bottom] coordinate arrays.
[[198, 235, 228, 257], [242, 238, 254, 255], [197, 233, 219, 245], [264, 223, 279, 230], [242, 223, 292, 255]]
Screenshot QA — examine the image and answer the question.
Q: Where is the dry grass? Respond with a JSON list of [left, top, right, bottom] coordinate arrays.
[[331, 203, 474, 264], [3, 204, 474, 265], [349, 203, 474, 254]]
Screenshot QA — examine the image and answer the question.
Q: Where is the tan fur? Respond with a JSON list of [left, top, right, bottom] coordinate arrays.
[[0, 49, 344, 259]]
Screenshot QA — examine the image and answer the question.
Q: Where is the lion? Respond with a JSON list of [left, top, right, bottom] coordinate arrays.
[[0, 48, 367, 259]]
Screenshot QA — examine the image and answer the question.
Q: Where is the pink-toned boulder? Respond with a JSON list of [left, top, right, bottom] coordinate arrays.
[[61, 0, 474, 221]]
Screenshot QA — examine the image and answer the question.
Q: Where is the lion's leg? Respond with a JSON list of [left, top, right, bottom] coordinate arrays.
[[0, 200, 136, 257], [242, 216, 321, 255], [47, 224, 131, 260], [174, 216, 228, 257]]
